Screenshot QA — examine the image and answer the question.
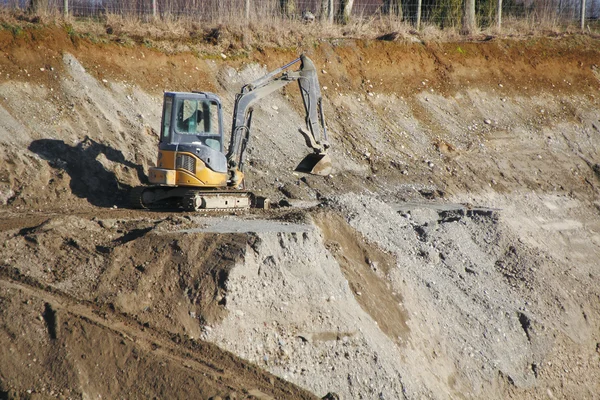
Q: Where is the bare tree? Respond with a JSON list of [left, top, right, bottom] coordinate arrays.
[[383, 0, 403, 19], [581, 0, 586, 30], [337, 0, 354, 24], [497, 0, 502, 29], [461, 0, 476, 34], [320, 0, 334, 23], [280, 0, 297, 18], [28, 0, 48, 14]]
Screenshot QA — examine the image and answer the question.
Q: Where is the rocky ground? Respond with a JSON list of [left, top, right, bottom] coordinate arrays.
[[0, 24, 599, 399]]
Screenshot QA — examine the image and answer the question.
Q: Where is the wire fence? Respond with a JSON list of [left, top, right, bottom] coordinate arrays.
[[2, 0, 599, 30]]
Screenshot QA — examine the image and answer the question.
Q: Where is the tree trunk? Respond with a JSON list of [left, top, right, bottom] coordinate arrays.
[[496, 0, 502, 29], [337, 0, 354, 24], [280, 0, 296, 18], [28, 0, 48, 14], [328, 0, 334, 23], [320, 0, 329, 21], [383, 0, 403, 19], [580, 0, 586, 31], [461, 0, 476, 35]]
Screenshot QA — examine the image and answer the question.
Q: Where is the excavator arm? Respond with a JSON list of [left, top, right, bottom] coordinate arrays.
[[225, 54, 331, 187]]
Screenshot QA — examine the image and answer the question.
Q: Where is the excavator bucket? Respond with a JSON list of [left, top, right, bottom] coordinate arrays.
[[295, 153, 332, 176]]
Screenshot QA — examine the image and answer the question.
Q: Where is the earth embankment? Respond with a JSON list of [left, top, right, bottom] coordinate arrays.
[[1, 26, 599, 399]]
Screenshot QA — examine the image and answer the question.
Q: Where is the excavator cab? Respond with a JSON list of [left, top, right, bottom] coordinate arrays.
[[161, 92, 223, 151], [149, 92, 229, 188]]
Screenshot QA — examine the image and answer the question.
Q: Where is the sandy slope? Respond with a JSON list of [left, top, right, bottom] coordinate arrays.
[[0, 26, 599, 399]]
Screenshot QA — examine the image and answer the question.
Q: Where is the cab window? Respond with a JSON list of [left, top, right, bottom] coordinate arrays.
[[161, 96, 173, 141], [175, 99, 219, 136]]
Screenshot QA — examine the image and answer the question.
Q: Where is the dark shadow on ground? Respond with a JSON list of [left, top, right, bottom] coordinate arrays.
[[29, 137, 147, 208]]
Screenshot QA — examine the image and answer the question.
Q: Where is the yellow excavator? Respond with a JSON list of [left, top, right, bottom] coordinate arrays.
[[130, 54, 331, 211]]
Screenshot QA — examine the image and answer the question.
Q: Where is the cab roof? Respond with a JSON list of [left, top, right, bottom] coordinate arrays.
[[164, 91, 221, 103]]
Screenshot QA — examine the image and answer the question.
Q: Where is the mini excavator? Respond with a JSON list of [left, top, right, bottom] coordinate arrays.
[[130, 54, 331, 211]]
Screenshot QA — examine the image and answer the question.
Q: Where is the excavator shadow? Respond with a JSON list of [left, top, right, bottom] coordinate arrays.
[[28, 137, 147, 208]]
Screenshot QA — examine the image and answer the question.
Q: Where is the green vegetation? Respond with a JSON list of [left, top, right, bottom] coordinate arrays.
[[1, 22, 24, 37]]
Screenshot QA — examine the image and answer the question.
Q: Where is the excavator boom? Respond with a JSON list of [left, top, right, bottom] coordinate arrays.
[[226, 54, 331, 187]]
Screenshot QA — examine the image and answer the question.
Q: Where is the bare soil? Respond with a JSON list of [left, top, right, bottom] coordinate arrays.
[[1, 24, 600, 399]]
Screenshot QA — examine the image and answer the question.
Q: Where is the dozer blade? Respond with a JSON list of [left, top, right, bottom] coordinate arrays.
[[295, 153, 332, 176]]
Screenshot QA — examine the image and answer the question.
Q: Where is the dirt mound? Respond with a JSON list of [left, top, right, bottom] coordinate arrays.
[[0, 212, 317, 399], [1, 212, 248, 334]]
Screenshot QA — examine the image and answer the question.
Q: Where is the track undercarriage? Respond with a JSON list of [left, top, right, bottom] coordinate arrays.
[[130, 186, 264, 211]]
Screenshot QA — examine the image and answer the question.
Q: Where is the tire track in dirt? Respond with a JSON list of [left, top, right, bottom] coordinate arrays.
[[0, 268, 317, 400]]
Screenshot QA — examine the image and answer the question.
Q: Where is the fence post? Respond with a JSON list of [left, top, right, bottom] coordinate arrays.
[[580, 0, 586, 31], [416, 0, 422, 30], [152, 0, 157, 19], [63, 0, 68, 18], [245, 0, 250, 20], [497, 0, 502, 30]]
